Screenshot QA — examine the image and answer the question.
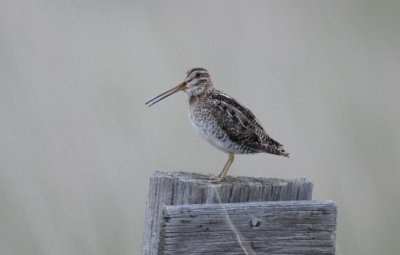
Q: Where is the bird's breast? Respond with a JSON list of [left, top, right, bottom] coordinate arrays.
[[188, 105, 251, 154]]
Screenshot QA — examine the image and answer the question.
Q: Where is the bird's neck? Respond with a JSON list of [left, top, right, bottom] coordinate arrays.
[[187, 88, 211, 106]]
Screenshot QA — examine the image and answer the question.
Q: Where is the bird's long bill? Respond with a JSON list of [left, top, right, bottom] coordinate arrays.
[[145, 81, 186, 107]]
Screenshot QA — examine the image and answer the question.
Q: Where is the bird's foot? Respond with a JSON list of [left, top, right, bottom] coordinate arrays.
[[210, 175, 224, 182]]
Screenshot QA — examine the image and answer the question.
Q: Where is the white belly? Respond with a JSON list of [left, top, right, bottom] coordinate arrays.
[[189, 112, 237, 154]]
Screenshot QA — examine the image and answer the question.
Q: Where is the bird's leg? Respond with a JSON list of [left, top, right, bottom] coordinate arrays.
[[212, 153, 234, 181], [220, 153, 234, 180], [213, 158, 229, 179]]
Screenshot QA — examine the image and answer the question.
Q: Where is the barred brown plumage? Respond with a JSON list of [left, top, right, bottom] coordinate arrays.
[[146, 68, 289, 181]]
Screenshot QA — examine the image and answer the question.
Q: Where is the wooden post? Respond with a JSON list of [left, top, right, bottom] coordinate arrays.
[[161, 200, 337, 254], [142, 170, 320, 254]]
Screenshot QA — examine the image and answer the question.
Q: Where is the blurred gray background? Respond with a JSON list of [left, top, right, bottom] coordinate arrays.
[[1, 0, 399, 254]]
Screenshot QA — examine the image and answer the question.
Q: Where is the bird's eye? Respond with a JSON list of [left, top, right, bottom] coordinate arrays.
[[196, 73, 202, 77]]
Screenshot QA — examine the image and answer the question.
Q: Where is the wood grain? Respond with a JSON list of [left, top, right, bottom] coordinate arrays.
[[160, 200, 337, 254]]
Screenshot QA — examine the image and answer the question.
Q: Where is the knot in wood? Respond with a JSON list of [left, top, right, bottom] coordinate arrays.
[[250, 217, 261, 227]]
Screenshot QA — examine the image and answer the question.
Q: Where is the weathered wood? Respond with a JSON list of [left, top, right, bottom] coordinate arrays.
[[142, 170, 313, 254], [160, 200, 337, 254]]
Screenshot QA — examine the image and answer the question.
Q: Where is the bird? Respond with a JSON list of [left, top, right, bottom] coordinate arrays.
[[145, 68, 289, 181]]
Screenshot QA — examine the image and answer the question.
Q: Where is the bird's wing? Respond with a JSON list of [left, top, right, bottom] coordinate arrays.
[[210, 91, 288, 156]]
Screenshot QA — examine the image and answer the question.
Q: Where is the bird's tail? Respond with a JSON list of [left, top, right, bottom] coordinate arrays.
[[262, 137, 290, 157]]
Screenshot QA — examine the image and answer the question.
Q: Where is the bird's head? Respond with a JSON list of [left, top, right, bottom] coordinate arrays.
[[145, 67, 213, 107]]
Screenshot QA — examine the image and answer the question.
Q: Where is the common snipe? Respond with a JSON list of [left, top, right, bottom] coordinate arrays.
[[146, 68, 289, 181]]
